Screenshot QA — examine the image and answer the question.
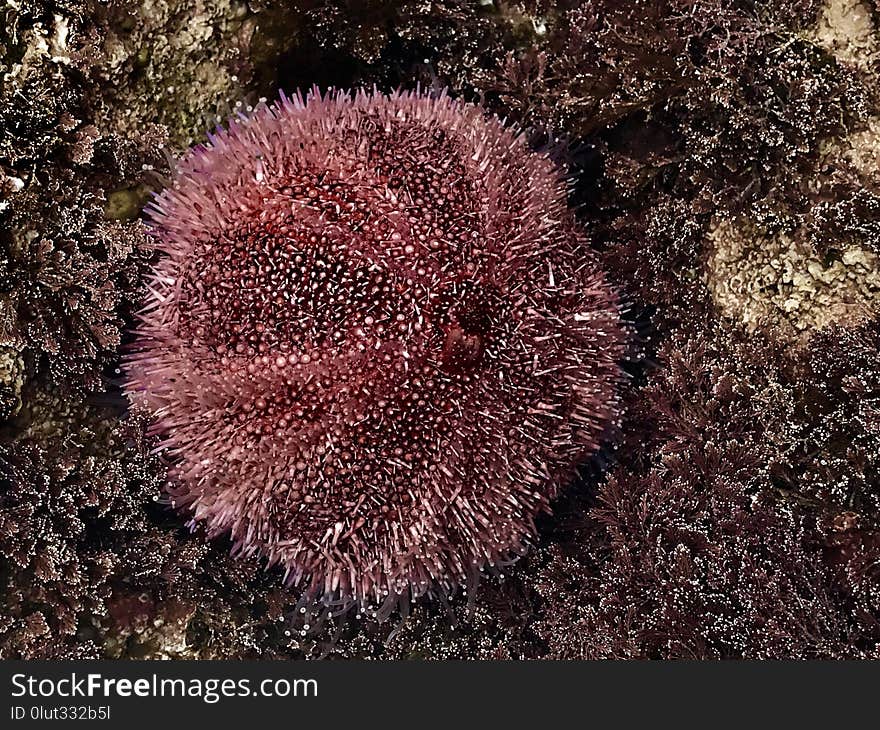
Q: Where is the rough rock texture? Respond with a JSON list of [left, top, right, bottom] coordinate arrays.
[[92, 0, 255, 147], [707, 219, 880, 339], [811, 0, 879, 70]]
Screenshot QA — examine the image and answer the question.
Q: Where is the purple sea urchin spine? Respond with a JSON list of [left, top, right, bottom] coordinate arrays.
[[125, 88, 627, 613]]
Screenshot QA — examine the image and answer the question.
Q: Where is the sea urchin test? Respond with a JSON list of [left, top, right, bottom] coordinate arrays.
[[126, 89, 627, 613]]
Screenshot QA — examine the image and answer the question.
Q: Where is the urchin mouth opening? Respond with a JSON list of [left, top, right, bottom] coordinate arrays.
[[439, 322, 485, 372]]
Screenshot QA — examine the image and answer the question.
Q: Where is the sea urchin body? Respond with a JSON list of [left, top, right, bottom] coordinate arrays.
[[126, 89, 627, 613]]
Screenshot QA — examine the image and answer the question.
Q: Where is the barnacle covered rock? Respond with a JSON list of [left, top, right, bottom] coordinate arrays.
[[92, 0, 259, 146], [810, 0, 879, 71], [706, 218, 880, 340]]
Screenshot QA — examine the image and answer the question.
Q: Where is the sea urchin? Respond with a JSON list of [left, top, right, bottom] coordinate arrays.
[[125, 89, 627, 614]]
